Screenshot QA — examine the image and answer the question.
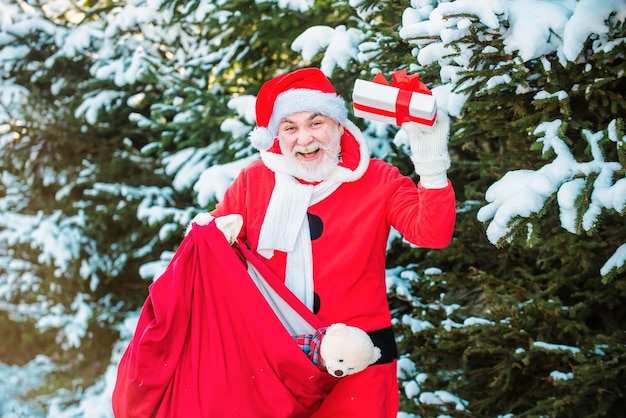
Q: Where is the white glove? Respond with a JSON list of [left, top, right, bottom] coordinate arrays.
[[215, 214, 243, 244], [402, 111, 451, 189], [184, 213, 243, 245], [185, 212, 214, 236]]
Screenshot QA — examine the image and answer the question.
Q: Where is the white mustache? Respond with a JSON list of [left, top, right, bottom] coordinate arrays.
[[293, 143, 326, 154]]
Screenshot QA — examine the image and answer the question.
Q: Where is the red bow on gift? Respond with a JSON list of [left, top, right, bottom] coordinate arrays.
[[372, 70, 432, 96]]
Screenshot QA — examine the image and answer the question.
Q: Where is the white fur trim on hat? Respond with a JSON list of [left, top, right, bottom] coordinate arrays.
[[267, 88, 347, 138]]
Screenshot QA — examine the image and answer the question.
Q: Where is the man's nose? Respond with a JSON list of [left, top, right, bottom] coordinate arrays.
[[297, 128, 315, 145]]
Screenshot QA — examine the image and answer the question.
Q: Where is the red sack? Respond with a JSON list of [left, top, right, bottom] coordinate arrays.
[[112, 221, 337, 417]]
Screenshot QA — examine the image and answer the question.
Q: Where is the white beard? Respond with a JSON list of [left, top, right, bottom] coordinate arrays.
[[260, 120, 370, 185], [280, 137, 341, 183]]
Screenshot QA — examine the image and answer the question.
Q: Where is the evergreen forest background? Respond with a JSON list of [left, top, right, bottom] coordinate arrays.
[[0, 0, 625, 416]]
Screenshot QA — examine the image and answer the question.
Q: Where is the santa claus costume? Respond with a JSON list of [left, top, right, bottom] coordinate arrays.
[[210, 67, 456, 417]]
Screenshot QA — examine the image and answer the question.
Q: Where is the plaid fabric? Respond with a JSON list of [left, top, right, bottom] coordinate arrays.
[[294, 327, 327, 366]]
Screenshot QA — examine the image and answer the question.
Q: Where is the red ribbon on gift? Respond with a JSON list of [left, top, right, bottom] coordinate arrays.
[[354, 70, 436, 126]]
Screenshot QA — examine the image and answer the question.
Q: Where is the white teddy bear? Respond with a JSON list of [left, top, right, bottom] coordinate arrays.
[[295, 323, 381, 377], [319, 323, 382, 377]]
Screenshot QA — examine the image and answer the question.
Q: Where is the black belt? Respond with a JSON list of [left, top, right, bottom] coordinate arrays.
[[367, 326, 398, 365]]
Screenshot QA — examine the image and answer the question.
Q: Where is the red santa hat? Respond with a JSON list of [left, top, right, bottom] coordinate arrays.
[[249, 68, 348, 151]]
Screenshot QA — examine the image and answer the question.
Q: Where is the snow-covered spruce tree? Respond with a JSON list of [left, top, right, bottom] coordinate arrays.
[[0, 0, 184, 410], [0, 0, 367, 413], [139, 0, 362, 187], [387, 1, 626, 417]]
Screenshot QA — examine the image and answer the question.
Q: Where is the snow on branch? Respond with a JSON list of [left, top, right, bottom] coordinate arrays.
[[291, 25, 363, 74], [477, 119, 625, 279]]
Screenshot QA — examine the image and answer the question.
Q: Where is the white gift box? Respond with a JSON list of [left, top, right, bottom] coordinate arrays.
[[352, 72, 437, 131]]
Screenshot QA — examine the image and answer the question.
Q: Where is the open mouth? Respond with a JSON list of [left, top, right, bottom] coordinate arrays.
[[297, 149, 320, 161]]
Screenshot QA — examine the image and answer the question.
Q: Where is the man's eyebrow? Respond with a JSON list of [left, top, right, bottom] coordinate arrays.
[[280, 112, 325, 124]]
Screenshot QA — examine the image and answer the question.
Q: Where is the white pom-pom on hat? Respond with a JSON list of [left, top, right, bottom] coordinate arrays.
[[249, 126, 276, 151]]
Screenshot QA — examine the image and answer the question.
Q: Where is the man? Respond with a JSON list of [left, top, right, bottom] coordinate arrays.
[[210, 67, 455, 417]]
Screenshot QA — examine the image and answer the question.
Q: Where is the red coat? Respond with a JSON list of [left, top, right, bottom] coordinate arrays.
[[211, 129, 455, 416], [211, 158, 455, 333]]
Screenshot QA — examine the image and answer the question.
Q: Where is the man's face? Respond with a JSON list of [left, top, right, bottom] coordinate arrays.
[[277, 111, 343, 182]]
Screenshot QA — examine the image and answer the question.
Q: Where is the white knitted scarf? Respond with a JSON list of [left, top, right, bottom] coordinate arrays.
[[257, 172, 340, 310]]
